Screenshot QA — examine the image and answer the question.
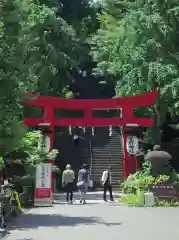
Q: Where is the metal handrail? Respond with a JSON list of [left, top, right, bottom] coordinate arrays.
[[89, 139, 93, 176]]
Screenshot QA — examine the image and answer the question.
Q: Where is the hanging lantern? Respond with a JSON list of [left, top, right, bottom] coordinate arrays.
[[109, 126, 112, 136], [69, 126, 72, 135], [92, 127, 95, 136], [126, 136, 139, 155]]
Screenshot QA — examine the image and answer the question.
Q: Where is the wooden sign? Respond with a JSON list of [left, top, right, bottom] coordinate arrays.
[[149, 184, 178, 201], [34, 163, 52, 207]]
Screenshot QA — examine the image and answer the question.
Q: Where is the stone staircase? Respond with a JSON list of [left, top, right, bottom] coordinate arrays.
[[90, 127, 124, 190], [54, 127, 124, 191]]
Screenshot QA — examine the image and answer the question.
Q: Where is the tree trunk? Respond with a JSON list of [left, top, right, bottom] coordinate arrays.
[[152, 100, 168, 145]]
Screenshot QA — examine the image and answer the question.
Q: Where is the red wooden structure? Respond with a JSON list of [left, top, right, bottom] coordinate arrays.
[[24, 90, 158, 191]]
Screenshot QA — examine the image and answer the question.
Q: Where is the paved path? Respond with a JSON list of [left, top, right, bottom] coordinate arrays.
[[53, 191, 122, 203], [2, 202, 179, 240]]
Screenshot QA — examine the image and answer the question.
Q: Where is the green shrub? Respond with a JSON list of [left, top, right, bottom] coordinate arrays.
[[121, 194, 179, 207], [120, 155, 179, 206], [155, 199, 179, 207], [6, 131, 60, 189], [121, 173, 155, 194], [0, 156, 4, 169], [121, 173, 179, 194], [121, 190, 144, 206], [121, 173, 179, 207]]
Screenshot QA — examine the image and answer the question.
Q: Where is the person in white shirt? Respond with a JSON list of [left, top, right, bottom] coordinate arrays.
[[101, 166, 114, 202]]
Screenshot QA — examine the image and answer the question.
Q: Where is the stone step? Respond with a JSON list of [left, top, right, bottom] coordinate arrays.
[[92, 144, 123, 147], [91, 160, 123, 163], [92, 148, 123, 152], [92, 171, 123, 174], [91, 171, 122, 173], [91, 176, 122, 182], [91, 171, 123, 175], [86, 153, 123, 156], [92, 164, 123, 168], [92, 169, 123, 172], [53, 191, 122, 201], [91, 172, 123, 176], [91, 156, 123, 159], [88, 129, 123, 191], [91, 159, 123, 162], [92, 168, 122, 170], [91, 168, 123, 171], [91, 176, 122, 179], [91, 174, 123, 178], [91, 153, 123, 156], [91, 179, 122, 184], [92, 170, 123, 173], [92, 161, 123, 165]]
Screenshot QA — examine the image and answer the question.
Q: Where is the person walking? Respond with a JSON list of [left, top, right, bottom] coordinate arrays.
[[101, 166, 114, 202], [62, 164, 75, 204], [77, 164, 89, 204]]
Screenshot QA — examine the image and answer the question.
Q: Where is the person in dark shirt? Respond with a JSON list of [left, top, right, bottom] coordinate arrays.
[[101, 166, 114, 202]]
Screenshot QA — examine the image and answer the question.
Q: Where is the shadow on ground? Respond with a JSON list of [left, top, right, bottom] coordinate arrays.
[[9, 213, 121, 230]]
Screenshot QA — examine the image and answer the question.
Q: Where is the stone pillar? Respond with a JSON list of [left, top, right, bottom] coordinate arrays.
[[43, 106, 55, 192]]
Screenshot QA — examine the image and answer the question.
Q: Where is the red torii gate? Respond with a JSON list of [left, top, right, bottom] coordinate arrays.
[[24, 90, 158, 191]]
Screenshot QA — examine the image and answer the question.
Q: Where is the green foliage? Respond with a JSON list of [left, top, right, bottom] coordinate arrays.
[[0, 157, 4, 169], [17, 0, 78, 97], [0, 0, 29, 155], [121, 170, 179, 207], [91, 0, 179, 95], [121, 173, 154, 194], [121, 190, 144, 206], [121, 152, 179, 193], [121, 192, 179, 207], [155, 199, 179, 207], [59, 0, 99, 36], [0, 0, 80, 154], [0, 0, 99, 155], [17, 131, 58, 164], [90, 0, 179, 135], [121, 172, 179, 194], [8, 131, 59, 178], [11, 131, 60, 187]]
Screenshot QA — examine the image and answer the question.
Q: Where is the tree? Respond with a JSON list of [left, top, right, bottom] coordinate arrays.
[[90, 0, 179, 142], [0, 0, 33, 155], [47, 0, 102, 99], [5, 131, 59, 181], [0, 0, 79, 154], [18, 0, 78, 97]]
